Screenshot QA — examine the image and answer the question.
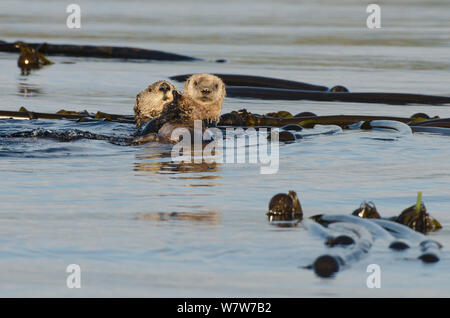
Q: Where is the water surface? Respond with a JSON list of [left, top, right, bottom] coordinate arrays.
[[0, 0, 449, 297]]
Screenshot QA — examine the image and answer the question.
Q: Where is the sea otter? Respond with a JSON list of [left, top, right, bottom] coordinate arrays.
[[134, 74, 226, 144], [133, 80, 180, 129], [177, 73, 226, 125]]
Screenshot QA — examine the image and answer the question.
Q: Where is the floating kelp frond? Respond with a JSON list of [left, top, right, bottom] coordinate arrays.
[[224, 86, 450, 105], [359, 120, 412, 134], [352, 201, 381, 219], [264, 111, 293, 118], [170, 73, 329, 91], [370, 219, 442, 263], [57, 109, 90, 116], [410, 117, 450, 129], [14, 41, 53, 75], [395, 191, 443, 234], [218, 109, 413, 128], [309, 221, 373, 278], [395, 203, 442, 234], [0, 108, 135, 123], [267, 190, 303, 222], [351, 194, 442, 234], [270, 191, 445, 278], [2, 40, 202, 61]]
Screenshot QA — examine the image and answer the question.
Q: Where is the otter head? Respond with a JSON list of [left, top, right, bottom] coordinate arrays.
[[134, 80, 179, 128], [183, 74, 226, 123]]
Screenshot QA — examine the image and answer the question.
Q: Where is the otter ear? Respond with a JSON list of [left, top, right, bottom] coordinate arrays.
[[184, 78, 192, 90], [221, 82, 226, 97]]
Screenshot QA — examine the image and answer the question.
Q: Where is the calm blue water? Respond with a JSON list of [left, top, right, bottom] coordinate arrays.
[[0, 0, 449, 297]]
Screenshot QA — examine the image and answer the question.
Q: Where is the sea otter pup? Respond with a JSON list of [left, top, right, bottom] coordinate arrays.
[[133, 80, 180, 129], [176, 73, 226, 125], [134, 74, 226, 144]]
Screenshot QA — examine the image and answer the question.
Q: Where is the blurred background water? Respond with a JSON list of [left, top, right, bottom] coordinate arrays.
[[0, 0, 449, 297]]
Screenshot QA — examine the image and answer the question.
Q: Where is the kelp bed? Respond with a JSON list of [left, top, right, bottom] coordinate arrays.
[[266, 191, 442, 278]]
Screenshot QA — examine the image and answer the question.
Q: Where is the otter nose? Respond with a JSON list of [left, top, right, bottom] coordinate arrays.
[[159, 83, 171, 93], [201, 88, 211, 95]]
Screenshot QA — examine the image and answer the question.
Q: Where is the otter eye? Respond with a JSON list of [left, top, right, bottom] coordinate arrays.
[[148, 88, 152, 92], [194, 81, 198, 86], [215, 84, 218, 89]]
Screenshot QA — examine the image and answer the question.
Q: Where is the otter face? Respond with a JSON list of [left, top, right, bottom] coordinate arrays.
[[184, 74, 225, 106], [183, 74, 226, 123], [134, 80, 179, 128]]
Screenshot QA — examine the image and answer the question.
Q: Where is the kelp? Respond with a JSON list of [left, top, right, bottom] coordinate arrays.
[[1, 40, 202, 61], [266, 191, 443, 278], [14, 41, 54, 75], [0, 107, 134, 123], [170, 73, 329, 91], [224, 86, 450, 105], [2, 108, 450, 134], [218, 109, 413, 128]]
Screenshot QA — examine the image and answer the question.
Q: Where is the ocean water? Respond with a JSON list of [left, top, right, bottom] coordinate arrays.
[[0, 0, 449, 297]]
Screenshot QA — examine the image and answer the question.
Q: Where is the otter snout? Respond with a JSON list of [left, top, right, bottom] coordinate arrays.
[[201, 88, 211, 95], [159, 82, 171, 93]]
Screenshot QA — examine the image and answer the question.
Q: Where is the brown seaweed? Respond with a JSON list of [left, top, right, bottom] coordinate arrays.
[[224, 86, 450, 105], [1, 40, 202, 61], [170, 74, 329, 91]]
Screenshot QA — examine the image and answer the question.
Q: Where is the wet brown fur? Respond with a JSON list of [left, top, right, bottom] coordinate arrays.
[[133, 74, 225, 144], [133, 80, 179, 129], [177, 73, 226, 124]]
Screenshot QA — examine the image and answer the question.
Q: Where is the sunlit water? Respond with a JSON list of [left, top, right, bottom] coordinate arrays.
[[0, 0, 449, 297]]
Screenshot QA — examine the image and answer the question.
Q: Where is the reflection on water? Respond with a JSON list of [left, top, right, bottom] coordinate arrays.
[[268, 219, 301, 228], [172, 175, 220, 180], [267, 214, 302, 228], [136, 211, 220, 225], [134, 159, 219, 175], [134, 146, 221, 175], [17, 79, 43, 97]]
